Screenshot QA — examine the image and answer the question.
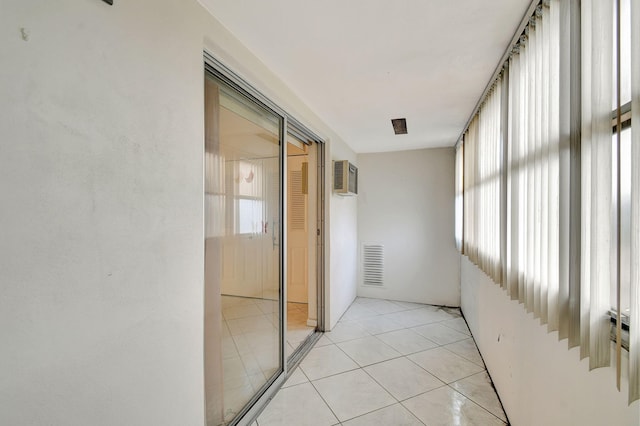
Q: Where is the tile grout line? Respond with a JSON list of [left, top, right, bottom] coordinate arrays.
[[346, 300, 507, 423], [355, 353, 441, 426], [458, 310, 512, 425], [442, 345, 486, 367], [306, 322, 419, 424], [446, 385, 508, 424], [342, 400, 421, 426], [262, 298, 508, 426], [307, 373, 346, 424], [337, 305, 495, 423]]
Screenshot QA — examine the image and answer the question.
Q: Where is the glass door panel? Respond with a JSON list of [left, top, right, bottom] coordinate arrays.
[[204, 73, 282, 426], [286, 135, 317, 358]]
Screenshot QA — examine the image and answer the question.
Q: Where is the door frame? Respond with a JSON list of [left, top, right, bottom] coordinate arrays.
[[204, 51, 326, 426], [284, 137, 326, 370]]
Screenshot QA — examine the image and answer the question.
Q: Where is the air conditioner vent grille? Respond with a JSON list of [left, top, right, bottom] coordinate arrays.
[[333, 161, 344, 191], [362, 244, 384, 287], [333, 160, 357, 195]]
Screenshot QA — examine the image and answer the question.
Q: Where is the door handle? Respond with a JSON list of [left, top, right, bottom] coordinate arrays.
[[271, 219, 278, 249]]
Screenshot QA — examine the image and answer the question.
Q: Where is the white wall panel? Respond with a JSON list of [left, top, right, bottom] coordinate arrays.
[[357, 148, 460, 306]]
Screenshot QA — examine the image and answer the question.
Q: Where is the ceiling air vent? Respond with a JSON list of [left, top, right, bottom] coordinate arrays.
[[391, 118, 407, 135], [362, 244, 384, 287]]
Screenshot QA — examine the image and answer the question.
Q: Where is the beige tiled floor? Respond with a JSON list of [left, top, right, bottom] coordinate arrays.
[[221, 296, 315, 423], [286, 302, 316, 355], [222, 296, 280, 423], [256, 297, 508, 426]]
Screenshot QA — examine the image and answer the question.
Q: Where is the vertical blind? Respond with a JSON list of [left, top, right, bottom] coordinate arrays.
[[456, 0, 639, 403], [455, 142, 464, 251], [630, 0, 640, 404], [582, 0, 614, 370]]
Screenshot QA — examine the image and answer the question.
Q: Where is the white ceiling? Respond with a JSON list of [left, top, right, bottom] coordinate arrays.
[[200, 0, 531, 153]]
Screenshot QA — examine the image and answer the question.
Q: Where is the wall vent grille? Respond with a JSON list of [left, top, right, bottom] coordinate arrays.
[[362, 244, 384, 286], [290, 170, 305, 230]]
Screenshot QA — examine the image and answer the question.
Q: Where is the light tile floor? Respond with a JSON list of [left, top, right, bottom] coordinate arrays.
[[221, 296, 315, 424], [255, 297, 508, 426], [286, 302, 316, 354]]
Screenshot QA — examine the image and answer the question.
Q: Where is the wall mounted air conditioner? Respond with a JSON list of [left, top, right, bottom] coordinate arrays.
[[333, 160, 358, 195]]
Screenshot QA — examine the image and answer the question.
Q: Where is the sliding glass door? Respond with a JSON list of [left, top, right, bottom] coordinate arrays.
[[204, 72, 283, 426]]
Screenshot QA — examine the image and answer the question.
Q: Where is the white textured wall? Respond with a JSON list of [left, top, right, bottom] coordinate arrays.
[[0, 0, 358, 424], [327, 142, 358, 328], [461, 257, 640, 426], [357, 148, 460, 306], [0, 1, 206, 424]]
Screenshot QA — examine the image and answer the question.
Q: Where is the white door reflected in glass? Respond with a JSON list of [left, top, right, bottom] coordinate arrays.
[[204, 73, 282, 426], [285, 139, 317, 356]]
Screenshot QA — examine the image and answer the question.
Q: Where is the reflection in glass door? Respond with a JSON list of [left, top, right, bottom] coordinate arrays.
[[204, 72, 282, 426], [286, 136, 318, 358]]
